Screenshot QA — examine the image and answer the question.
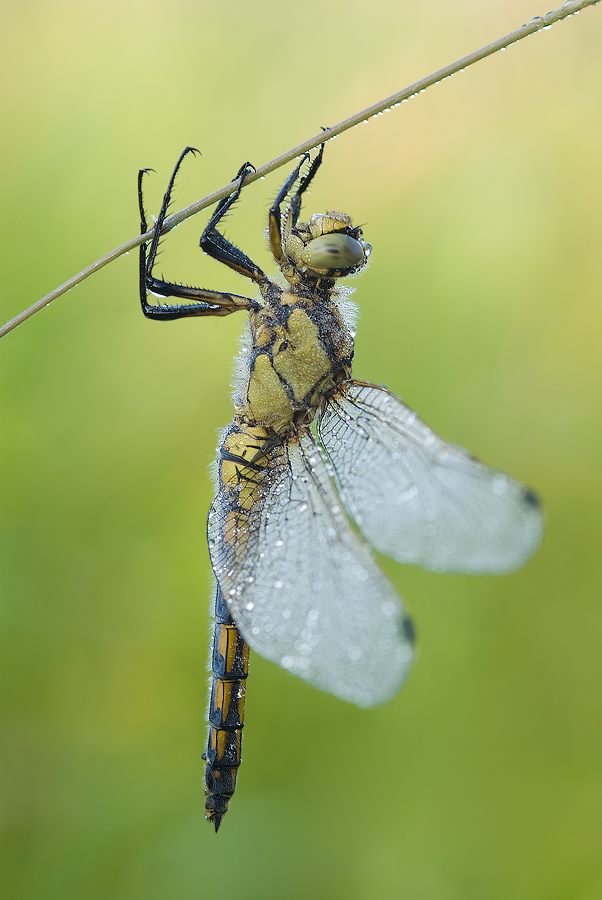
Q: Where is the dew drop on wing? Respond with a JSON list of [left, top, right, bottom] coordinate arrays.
[[381, 600, 398, 618], [491, 474, 509, 496]]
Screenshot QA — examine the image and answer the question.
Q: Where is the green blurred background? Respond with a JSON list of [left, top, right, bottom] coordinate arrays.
[[1, 2, 601, 898]]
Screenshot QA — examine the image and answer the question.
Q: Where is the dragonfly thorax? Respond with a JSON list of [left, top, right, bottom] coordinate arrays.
[[237, 289, 355, 432]]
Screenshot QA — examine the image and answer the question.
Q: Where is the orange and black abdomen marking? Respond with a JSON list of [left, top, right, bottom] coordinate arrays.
[[204, 584, 250, 832]]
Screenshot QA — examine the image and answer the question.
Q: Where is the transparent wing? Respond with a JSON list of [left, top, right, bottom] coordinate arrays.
[[318, 381, 544, 574], [208, 427, 415, 707]]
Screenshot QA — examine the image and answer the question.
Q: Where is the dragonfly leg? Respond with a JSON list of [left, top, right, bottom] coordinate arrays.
[[290, 140, 325, 227], [138, 151, 259, 321], [268, 143, 325, 265], [200, 163, 267, 285]]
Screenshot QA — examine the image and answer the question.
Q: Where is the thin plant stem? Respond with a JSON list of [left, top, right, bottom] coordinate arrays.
[[0, 0, 598, 340]]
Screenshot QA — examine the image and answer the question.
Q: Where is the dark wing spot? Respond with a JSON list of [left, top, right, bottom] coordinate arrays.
[[522, 488, 542, 509], [401, 615, 416, 646]]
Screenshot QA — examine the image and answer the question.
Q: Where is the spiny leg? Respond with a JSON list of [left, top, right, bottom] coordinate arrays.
[[290, 141, 325, 227], [138, 150, 258, 320], [143, 146, 201, 280], [267, 144, 325, 264], [138, 166, 156, 312], [268, 152, 311, 266], [200, 162, 267, 284]]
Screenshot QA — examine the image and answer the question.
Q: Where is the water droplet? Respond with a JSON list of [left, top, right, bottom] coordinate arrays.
[[399, 645, 413, 663], [492, 475, 508, 496], [382, 600, 398, 618]]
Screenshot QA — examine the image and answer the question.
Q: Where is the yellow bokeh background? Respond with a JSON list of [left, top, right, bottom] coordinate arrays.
[[1, 2, 601, 898]]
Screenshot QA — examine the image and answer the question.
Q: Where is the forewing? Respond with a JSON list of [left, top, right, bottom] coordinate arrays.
[[318, 381, 543, 574], [208, 426, 415, 707]]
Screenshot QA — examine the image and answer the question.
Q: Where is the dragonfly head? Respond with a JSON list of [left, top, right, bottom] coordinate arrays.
[[283, 212, 371, 279]]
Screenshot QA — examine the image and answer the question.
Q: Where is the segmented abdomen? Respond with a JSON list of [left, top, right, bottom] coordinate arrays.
[[204, 423, 278, 830], [204, 583, 249, 832]]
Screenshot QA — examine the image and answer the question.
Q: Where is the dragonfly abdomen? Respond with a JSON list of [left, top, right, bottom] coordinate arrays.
[[204, 584, 249, 833]]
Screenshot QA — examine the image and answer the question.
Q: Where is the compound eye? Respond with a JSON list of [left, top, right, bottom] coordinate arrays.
[[305, 233, 364, 270]]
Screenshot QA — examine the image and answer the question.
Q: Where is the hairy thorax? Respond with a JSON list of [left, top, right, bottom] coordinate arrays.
[[237, 283, 355, 433]]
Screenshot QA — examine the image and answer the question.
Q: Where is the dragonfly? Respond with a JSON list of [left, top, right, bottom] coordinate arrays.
[[138, 146, 544, 831]]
